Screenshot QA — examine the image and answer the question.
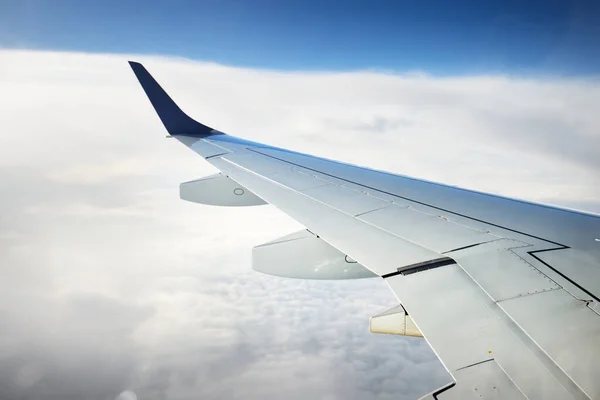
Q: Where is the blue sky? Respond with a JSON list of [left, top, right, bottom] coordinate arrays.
[[1, 0, 599, 75]]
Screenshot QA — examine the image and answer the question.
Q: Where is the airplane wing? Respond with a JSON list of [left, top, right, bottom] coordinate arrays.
[[129, 61, 600, 400]]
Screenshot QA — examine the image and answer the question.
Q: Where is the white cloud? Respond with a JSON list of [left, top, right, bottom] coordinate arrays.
[[0, 49, 598, 400], [115, 391, 138, 400]]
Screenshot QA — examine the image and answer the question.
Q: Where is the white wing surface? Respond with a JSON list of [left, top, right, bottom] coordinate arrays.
[[129, 62, 600, 400]]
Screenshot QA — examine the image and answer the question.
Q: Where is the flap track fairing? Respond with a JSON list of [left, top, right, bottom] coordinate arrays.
[[252, 229, 377, 280], [180, 173, 267, 207]]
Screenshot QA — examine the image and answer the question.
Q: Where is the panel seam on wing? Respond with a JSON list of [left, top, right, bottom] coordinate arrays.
[[219, 156, 438, 253], [246, 147, 569, 249]]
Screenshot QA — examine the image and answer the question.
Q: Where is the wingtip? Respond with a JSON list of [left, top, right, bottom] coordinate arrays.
[[127, 59, 217, 137], [128, 60, 143, 71]]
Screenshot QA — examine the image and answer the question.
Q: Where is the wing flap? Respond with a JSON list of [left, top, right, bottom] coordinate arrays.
[[435, 360, 527, 399], [500, 289, 600, 399], [385, 265, 582, 400]]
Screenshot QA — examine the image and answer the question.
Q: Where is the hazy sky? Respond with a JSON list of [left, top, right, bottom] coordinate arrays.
[[0, 49, 599, 400], [1, 0, 600, 74]]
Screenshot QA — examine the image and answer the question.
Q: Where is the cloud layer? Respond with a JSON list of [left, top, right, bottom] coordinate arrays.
[[0, 49, 598, 400]]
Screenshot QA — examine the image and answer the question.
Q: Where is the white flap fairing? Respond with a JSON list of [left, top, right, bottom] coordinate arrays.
[[253, 229, 377, 280], [180, 173, 266, 207]]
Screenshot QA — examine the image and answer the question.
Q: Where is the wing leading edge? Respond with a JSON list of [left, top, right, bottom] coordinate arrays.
[[129, 62, 600, 400]]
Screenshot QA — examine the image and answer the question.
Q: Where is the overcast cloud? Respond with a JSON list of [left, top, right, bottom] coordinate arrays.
[[0, 49, 599, 400]]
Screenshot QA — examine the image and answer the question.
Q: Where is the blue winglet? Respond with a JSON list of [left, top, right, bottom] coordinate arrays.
[[128, 61, 219, 137]]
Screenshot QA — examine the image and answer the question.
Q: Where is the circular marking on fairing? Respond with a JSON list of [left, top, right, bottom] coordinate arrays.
[[233, 188, 245, 196], [345, 255, 357, 264]]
